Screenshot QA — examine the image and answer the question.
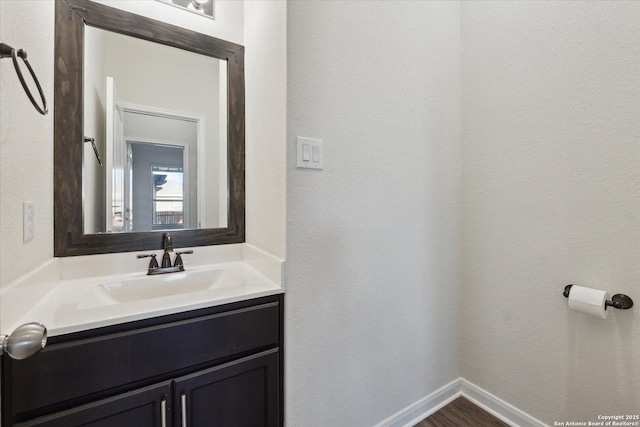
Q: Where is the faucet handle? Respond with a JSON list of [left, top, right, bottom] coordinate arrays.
[[137, 253, 159, 270], [174, 250, 194, 268]]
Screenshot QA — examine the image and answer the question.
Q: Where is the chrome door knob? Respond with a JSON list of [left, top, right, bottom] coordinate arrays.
[[0, 322, 47, 360]]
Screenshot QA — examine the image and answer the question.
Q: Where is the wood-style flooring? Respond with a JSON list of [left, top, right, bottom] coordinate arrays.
[[414, 397, 510, 427]]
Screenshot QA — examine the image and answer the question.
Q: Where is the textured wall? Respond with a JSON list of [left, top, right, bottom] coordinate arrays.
[[244, 1, 287, 260], [461, 1, 640, 423], [0, 0, 55, 289], [286, 2, 461, 425]]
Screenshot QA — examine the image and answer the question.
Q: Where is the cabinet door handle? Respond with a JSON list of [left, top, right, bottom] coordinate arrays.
[[181, 393, 188, 427], [161, 399, 167, 427]]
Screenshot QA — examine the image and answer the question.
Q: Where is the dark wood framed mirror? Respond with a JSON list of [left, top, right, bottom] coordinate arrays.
[[54, 0, 245, 256]]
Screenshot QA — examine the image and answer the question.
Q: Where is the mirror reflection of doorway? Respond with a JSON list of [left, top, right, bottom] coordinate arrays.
[[129, 142, 190, 231], [122, 107, 201, 232]]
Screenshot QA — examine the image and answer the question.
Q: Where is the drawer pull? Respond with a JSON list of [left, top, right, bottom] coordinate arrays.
[[161, 399, 167, 427], [181, 393, 187, 427]]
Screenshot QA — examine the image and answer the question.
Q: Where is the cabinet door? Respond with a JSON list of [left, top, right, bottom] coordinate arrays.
[[16, 381, 172, 427], [175, 349, 279, 427]]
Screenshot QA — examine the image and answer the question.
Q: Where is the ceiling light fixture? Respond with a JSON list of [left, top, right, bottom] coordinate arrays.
[[156, 0, 213, 19], [188, 0, 209, 13]]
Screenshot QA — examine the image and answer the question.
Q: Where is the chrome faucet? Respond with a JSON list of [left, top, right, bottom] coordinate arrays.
[[137, 233, 193, 275]]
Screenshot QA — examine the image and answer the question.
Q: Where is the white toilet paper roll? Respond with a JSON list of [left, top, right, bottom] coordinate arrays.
[[568, 285, 609, 319]]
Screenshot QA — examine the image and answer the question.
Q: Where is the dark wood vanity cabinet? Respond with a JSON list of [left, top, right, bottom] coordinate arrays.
[[2, 295, 284, 427]]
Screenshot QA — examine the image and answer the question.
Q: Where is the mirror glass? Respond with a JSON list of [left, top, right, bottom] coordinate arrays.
[[83, 25, 228, 234]]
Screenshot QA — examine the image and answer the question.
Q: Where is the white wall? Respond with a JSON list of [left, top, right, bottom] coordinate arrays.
[[244, 1, 287, 259], [286, 2, 461, 425], [0, 0, 55, 289], [461, 1, 640, 424]]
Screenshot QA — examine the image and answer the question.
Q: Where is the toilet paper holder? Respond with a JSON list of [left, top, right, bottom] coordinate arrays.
[[563, 285, 633, 310]]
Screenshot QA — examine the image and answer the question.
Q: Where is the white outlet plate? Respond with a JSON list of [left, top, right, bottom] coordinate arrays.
[[23, 201, 35, 242], [297, 136, 323, 170]]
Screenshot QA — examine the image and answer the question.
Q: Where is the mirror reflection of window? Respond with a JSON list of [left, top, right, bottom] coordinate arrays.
[[152, 167, 185, 230]]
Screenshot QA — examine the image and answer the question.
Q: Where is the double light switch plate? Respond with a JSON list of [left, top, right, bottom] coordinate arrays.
[[296, 136, 323, 170]]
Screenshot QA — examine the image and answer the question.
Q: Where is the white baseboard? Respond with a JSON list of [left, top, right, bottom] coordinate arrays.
[[459, 379, 548, 427], [374, 378, 462, 427], [376, 377, 549, 427]]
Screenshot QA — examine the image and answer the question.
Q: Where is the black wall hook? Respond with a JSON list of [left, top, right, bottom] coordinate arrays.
[[0, 42, 48, 115], [563, 284, 634, 310], [83, 137, 103, 166]]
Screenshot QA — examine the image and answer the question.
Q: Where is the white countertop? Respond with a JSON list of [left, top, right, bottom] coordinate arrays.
[[1, 244, 284, 337]]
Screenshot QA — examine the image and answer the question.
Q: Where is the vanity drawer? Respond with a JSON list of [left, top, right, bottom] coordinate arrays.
[[4, 301, 280, 419]]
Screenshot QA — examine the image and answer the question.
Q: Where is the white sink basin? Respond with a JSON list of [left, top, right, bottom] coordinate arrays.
[[77, 267, 247, 310], [100, 269, 223, 303]]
